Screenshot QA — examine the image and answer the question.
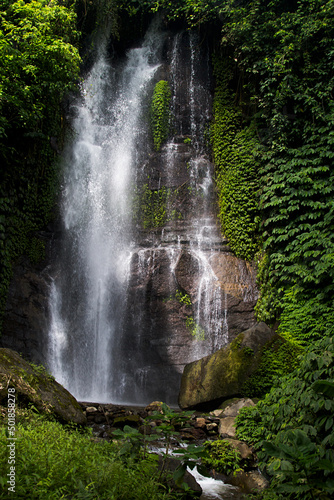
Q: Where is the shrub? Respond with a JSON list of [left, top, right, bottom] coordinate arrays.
[[0, 413, 177, 499], [235, 336, 334, 499], [151, 80, 171, 151], [202, 439, 242, 476]]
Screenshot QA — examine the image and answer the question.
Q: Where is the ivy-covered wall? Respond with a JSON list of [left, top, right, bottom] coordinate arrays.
[[219, 0, 334, 345], [211, 55, 260, 261]]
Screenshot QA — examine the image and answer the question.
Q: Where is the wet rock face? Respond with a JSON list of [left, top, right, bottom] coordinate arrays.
[[1, 253, 51, 366]]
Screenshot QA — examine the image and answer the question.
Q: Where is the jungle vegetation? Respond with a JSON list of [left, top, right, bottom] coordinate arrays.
[[1, 0, 334, 498]]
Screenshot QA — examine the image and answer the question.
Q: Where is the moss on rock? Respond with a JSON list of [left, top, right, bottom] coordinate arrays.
[[178, 323, 277, 410], [0, 348, 86, 425]]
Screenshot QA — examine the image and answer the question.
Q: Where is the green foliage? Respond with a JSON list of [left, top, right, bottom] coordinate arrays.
[[0, 0, 80, 138], [242, 337, 303, 398], [175, 290, 192, 307], [151, 80, 171, 151], [185, 316, 205, 341], [277, 286, 334, 345], [0, 415, 173, 499], [111, 424, 159, 460], [211, 55, 260, 261], [263, 428, 334, 499], [150, 0, 221, 27], [111, 403, 207, 490], [171, 443, 209, 487], [142, 185, 168, 228], [114, 0, 221, 27], [174, 290, 205, 341], [235, 336, 334, 498], [220, 0, 334, 328], [0, 0, 81, 330], [202, 439, 242, 476]]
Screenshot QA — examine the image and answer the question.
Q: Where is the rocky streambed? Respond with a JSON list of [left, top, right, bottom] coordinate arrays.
[[80, 399, 269, 499], [0, 347, 270, 499]]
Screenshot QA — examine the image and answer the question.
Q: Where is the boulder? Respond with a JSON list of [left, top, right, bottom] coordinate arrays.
[[220, 398, 255, 418], [0, 348, 86, 425], [158, 455, 202, 497], [223, 438, 253, 460], [218, 417, 236, 438], [178, 323, 276, 410], [228, 470, 269, 493]]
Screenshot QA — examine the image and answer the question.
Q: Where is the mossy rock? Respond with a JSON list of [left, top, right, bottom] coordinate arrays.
[[112, 414, 142, 427], [178, 323, 277, 410], [0, 348, 86, 424]]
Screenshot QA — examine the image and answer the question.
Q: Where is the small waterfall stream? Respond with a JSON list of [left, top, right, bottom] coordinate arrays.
[[48, 22, 257, 405]]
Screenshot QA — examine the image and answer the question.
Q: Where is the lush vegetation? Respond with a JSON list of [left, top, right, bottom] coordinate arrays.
[[211, 55, 260, 260], [132, 184, 183, 228], [219, 0, 334, 338], [202, 439, 242, 476], [0, 0, 81, 326], [241, 337, 303, 399], [0, 408, 192, 499], [1, 0, 334, 497], [235, 336, 334, 499], [214, 2, 334, 497]]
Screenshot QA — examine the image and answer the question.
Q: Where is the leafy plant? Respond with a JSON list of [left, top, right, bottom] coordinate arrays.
[[171, 444, 209, 487], [211, 55, 260, 261], [0, 413, 172, 499], [202, 439, 242, 476], [220, 0, 334, 330], [0, 0, 81, 330], [175, 290, 192, 307], [241, 337, 303, 398], [263, 429, 334, 499], [235, 336, 334, 498]]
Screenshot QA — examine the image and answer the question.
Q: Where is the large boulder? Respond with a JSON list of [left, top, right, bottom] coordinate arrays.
[[178, 323, 276, 410], [0, 348, 86, 424]]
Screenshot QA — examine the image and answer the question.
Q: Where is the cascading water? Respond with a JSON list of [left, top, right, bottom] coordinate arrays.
[[48, 22, 257, 405], [48, 21, 165, 402]]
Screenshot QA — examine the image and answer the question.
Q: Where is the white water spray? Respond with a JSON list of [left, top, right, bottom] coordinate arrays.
[[48, 22, 165, 402]]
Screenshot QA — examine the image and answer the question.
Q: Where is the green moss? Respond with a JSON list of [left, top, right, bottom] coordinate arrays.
[[132, 184, 182, 229], [151, 80, 171, 151], [0, 348, 85, 423]]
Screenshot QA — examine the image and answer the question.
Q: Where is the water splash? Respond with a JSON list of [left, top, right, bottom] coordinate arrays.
[[48, 21, 165, 402]]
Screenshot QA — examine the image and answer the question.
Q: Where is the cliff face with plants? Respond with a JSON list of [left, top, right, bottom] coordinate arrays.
[[1, 1, 334, 496], [0, 0, 81, 328]]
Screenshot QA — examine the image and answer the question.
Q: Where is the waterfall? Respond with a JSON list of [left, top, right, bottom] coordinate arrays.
[[48, 21, 165, 402], [48, 23, 257, 405]]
